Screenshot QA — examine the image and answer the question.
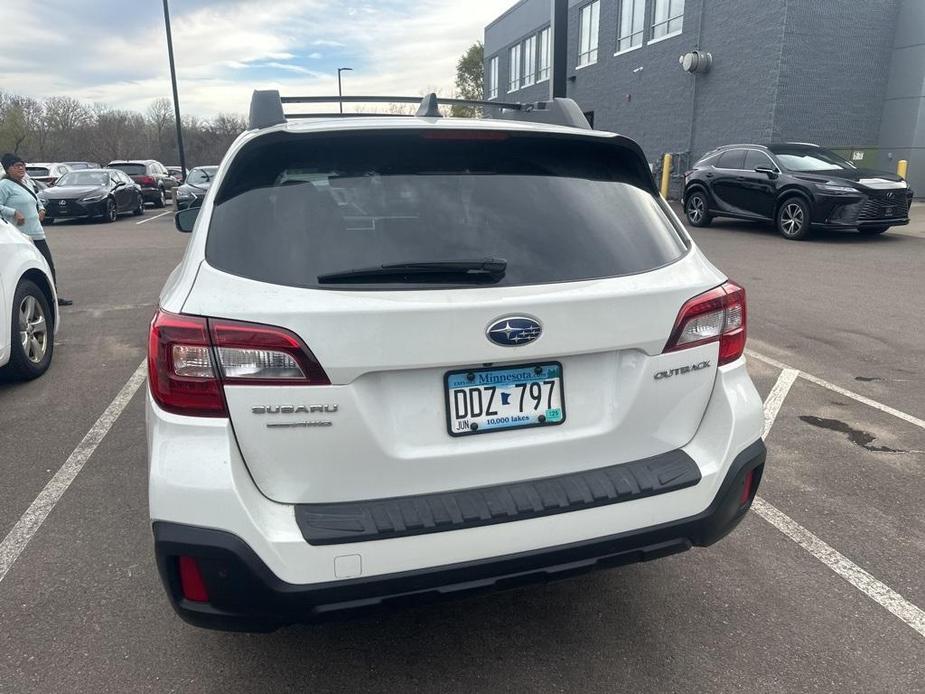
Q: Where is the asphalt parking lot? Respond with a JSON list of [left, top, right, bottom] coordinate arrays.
[[1, 207, 923, 693]]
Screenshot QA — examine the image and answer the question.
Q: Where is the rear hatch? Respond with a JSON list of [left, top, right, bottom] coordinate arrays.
[[182, 127, 727, 504], [109, 163, 151, 187]]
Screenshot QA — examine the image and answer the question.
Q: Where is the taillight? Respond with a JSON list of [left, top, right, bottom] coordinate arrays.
[[140, 175, 156, 186], [148, 310, 331, 417], [148, 311, 225, 417], [663, 281, 747, 366], [209, 318, 330, 385]]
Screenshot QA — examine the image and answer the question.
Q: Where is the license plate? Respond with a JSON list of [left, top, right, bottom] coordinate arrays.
[[444, 362, 565, 436]]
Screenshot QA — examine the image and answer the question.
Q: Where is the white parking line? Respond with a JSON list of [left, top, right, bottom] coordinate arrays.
[[756, 368, 925, 638], [751, 498, 925, 638], [0, 361, 146, 585], [136, 211, 170, 225], [748, 348, 925, 431], [763, 368, 799, 437]]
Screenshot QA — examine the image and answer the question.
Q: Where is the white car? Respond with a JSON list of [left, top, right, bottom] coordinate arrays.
[[147, 92, 765, 631], [0, 218, 58, 379], [24, 162, 72, 186]]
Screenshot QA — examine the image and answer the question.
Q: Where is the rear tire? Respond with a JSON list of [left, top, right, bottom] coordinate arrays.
[[858, 226, 889, 235], [1, 279, 54, 380], [685, 191, 712, 227], [776, 197, 812, 240], [154, 189, 166, 208]]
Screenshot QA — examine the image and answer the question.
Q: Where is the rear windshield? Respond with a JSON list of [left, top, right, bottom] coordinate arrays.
[[187, 167, 217, 186], [110, 163, 146, 175], [206, 130, 686, 290], [26, 167, 49, 177]]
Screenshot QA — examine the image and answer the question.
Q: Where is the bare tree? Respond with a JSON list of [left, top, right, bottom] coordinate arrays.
[[146, 97, 174, 159], [0, 89, 246, 166], [0, 93, 43, 153], [92, 106, 147, 163]]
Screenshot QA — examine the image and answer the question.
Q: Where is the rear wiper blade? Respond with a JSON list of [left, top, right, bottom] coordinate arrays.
[[317, 258, 507, 284]]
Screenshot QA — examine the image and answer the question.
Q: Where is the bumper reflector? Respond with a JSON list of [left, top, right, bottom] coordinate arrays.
[[178, 556, 209, 602], [739, 469, 754, 506]]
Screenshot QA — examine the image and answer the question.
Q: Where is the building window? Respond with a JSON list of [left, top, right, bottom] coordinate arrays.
[[488, 56, 499, 99], [617, 0, 645, 53], [537, 27, 550, 82], [509, 43, 522, 92], [652, 0, 684, 41], [523, 35, 537, 87], [578, 0, 600, 67]]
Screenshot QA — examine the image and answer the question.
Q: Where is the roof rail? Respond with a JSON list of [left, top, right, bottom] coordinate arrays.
[[247, 91, 591, 130]]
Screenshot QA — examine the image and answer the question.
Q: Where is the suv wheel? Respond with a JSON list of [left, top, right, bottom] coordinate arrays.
[[777, 198, 811, 240], [685, 191, 712, 227], [2, 280, 54, 380], [154, 189, 166, 208], [133, 195, 144, 216]]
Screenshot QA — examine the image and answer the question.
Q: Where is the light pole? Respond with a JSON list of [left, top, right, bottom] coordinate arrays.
[[337, 67, 353, 114], [162, 0, 187, 175]]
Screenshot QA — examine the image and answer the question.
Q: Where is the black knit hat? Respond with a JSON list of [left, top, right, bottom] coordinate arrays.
[[1, 153, 25, 171]]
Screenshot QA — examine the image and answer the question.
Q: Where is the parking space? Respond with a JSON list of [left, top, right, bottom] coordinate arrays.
[[1, 211, 923, 692]]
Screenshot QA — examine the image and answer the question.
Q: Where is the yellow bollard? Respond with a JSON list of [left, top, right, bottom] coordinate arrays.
[[897, 159, 908, 179], [660, 153, 672, 199]]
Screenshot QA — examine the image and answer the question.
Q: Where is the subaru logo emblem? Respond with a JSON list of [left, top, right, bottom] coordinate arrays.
[[486, 316, 542, 347]]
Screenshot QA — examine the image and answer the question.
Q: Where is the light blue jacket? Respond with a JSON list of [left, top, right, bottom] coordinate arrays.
[[0, 177, 46, 240]]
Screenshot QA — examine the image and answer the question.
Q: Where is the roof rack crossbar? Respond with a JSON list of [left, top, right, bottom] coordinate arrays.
[[286, 112, 420, 119], [279, 94, 524, 110], [248, 90, 590, 130]]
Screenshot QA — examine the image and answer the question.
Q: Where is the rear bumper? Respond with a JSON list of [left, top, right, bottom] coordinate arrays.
[[139, 186, 162, 202], [154, 439, 765, 631]]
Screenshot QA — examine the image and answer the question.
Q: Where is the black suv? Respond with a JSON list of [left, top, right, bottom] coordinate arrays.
[[106, 160, 178, 208], [682, 143, 913, 239]]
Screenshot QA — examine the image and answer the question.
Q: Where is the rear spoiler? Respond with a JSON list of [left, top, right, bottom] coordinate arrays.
[[243, 91, 657, 196], [248, 91, 592, 131]]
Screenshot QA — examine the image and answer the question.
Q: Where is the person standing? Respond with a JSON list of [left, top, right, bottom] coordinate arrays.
[[0, 154, 72, 306]]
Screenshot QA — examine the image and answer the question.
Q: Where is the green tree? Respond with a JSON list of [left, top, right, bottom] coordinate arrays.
[[452, 41, 484, 118]]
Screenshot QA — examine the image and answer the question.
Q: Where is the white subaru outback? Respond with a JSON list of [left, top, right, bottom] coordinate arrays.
[[146, 92, 765, 631]]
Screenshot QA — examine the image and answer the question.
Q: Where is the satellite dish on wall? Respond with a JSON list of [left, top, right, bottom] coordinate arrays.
[[680, 50, 712, 73]]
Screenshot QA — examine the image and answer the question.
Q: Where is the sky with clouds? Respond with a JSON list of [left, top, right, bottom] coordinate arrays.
[[0, 0, 514, 117]]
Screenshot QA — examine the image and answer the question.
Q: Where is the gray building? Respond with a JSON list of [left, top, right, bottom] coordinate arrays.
[[484, 0, 925, 196]]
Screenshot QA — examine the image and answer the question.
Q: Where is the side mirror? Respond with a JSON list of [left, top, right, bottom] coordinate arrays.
[[175, 207, 200, 233], [754, 166, 779, 178]]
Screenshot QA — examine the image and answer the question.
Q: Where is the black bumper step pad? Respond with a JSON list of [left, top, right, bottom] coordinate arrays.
[[295, 449, 701, 545]]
